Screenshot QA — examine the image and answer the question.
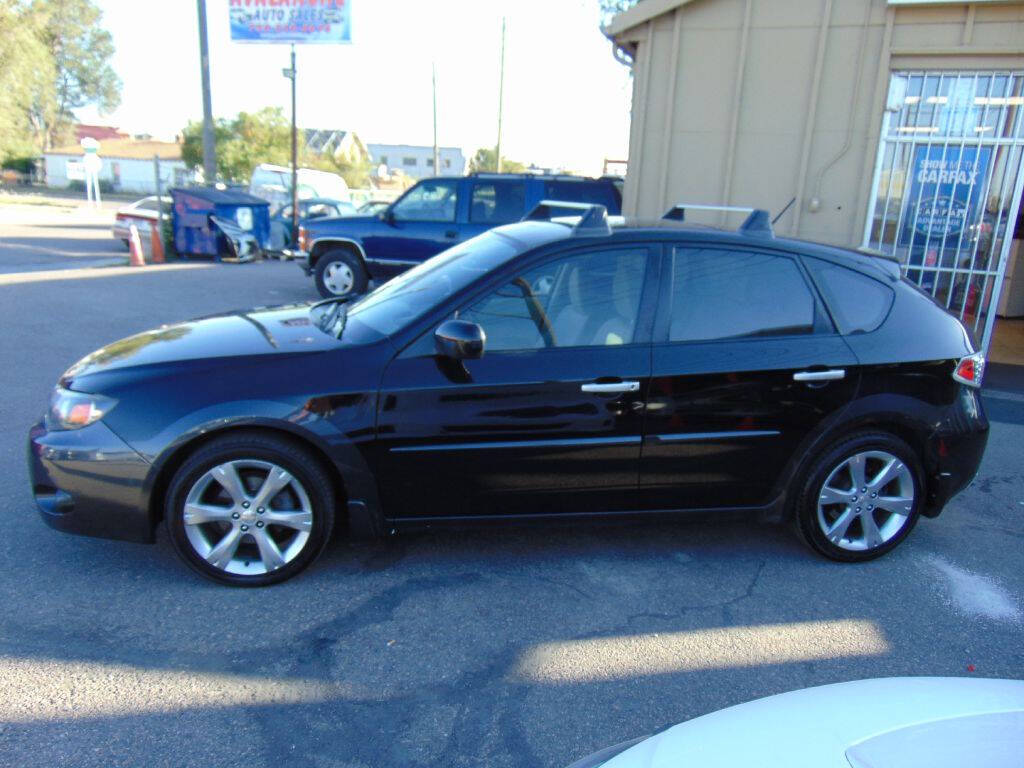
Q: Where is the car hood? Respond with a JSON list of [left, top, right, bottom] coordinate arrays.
[[598, 677, 1024, 768], [61, 303, 340, 383]]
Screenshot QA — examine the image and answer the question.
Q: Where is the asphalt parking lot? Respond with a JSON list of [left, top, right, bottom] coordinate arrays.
[[0, 205, 1022, 767]]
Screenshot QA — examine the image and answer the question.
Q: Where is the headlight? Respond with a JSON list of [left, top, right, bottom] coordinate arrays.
[[46, 388, 117, 430]]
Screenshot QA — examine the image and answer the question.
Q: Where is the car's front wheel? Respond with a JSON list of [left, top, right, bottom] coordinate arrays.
[[794, 431, 923, 562], [314, 248, 367, 299], [166, 432, 335, 586]]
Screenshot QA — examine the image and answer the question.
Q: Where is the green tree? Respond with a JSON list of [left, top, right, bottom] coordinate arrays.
[[29, 0, 122, 150], [468, 147, 526, 174], [599, 0, 642, 26], [0, 2, 53, 161], [182, 107, 291, 183]]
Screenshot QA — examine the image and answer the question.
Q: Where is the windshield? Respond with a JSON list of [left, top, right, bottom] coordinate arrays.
[[310, 233, 520, 342]]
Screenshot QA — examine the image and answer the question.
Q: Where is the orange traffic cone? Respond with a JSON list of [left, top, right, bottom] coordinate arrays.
[[149, 220, 165, 263], [128, 224, 145, 267]]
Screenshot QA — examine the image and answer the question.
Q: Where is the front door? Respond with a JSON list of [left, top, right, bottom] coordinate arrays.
[[364, 179, 462, 277], [374, 245, 657, 521], [640, 246, 860, 510]]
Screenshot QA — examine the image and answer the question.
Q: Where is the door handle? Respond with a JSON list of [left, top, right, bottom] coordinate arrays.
[[793, 369, 846, 382], [581, 381, 640, 394], [444, 230, 458, 239]]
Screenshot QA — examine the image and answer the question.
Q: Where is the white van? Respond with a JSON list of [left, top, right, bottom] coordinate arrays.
[[249, 164, 351, 207]]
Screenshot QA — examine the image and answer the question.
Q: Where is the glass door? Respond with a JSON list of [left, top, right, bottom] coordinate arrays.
[[863, 71, 1024, 350]]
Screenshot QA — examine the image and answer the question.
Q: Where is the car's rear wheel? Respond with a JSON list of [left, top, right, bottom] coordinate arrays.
[[166, 432, 335, 586], [794, 431, 923, 562], [314, 248, 367, 299]]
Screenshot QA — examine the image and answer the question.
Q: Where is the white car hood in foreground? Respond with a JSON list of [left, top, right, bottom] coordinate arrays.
[[602, 677, 1024, 768]]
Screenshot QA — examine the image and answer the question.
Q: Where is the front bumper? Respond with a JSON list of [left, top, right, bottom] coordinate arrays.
[[27, 419, 155, 543], [287, 250, 312, 274]]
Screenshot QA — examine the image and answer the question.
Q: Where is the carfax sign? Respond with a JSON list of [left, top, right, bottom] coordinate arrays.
[[229, 0, 351, 44], [899, 145, 991, 246]]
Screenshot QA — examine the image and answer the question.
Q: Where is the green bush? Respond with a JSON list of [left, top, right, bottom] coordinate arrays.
[[1, 156, 35, 174], [161, 212, 177, 259]]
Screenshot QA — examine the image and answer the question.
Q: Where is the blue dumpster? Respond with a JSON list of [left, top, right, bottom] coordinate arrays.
[[170, 187, 270, 259]]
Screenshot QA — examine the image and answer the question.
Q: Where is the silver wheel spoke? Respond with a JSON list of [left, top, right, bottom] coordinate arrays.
[[825, 507, 857, 544], [183, 502, 234, 526], [819, 486, 854, 506], [876, 495, 914, 516], [253, 467, 293, 509], [860, 511, 884, 548], [263, 509, 313, 531], [253, 529, 286, 571], [847, 453, 867, 489], [868, 457, 905, 493], [206, 527, 243, 569], [213, 463, 247, 504]]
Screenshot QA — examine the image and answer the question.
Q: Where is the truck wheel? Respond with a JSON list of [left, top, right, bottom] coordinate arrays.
[[314, 248, 367, 299]]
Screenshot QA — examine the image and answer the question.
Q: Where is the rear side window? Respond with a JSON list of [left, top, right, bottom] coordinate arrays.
[[470, 181, 527, 224], [669, 248, 816, 342], [542, 181, 621, 214], [805, 259, 894, 334]]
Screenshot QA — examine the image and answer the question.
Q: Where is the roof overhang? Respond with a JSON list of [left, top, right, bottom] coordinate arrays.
[[603, 0, 696, 40]]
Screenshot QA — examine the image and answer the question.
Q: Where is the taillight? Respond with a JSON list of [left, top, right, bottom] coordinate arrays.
[[115, 213, 127, 221], [952, 352, 985, 388], [297, 226, 309, 251]]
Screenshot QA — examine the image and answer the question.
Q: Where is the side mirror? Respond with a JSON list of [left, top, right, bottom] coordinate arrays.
[[435, 320, 486, 360], [380, 208, 395, 224]]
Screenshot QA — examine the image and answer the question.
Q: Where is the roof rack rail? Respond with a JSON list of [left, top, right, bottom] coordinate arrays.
[[662, 203, 774, 237], [523, 200, 611, 235]]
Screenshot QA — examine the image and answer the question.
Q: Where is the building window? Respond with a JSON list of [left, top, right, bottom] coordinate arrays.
[[379, 155, 388, 165], [444, 159, 451, 168], [402, 157, 416, 167]]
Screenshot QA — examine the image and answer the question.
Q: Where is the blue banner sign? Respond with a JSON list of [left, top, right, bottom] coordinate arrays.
[[900, 144, 991, 246], [229, 0, 351, 44]]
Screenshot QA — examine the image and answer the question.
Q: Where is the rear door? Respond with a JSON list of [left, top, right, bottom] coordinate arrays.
[[461, 179, 528, 240], [639, 245, 860, 510], [374, 243, 658, 521]]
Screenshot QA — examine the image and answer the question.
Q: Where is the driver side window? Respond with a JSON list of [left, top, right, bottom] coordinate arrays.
[[391, 180, 458, 222], [460, 248, 648, 352]]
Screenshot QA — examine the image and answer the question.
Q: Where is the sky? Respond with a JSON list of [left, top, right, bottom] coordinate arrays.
[[76, 0, 634, 176]]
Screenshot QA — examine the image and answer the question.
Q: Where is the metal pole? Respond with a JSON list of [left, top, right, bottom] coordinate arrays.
[[290, 44, 298, 248], [153, 154, 162, 224], [496, 17, 506, 173], [196, 0, 216, 184], [432, 63, 440, 177]]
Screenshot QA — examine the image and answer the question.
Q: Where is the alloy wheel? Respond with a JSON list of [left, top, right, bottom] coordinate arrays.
[[815, 450, 915, 552], [182, 459, 314, 576], [323, 261, 354, 295]]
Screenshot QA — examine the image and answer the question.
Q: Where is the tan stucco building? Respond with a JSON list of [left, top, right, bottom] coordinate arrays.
[[606, 0, 1024, 355]]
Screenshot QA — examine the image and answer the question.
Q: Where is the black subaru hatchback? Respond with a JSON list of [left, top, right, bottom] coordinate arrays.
[[28, 203, 989, 586]]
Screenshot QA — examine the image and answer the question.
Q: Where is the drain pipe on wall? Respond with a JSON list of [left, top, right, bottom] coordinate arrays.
[[791, 0, 833, 235], [809, 0, 873, 217]]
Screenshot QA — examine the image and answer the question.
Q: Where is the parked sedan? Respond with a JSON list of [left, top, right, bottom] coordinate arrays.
[[566, 677, 1024, 767], [28, 203, 988, 585], [111, 195, 172, 246], [268, 197, 356, 252]]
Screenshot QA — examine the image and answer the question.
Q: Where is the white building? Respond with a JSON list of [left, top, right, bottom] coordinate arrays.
[[367, 143, 466, 179], [44, 138, 193, 194]]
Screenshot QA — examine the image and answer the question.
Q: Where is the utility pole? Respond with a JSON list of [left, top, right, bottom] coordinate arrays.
[[432, 63, 440, 177], [196, 0, 216, 184], [495, 17, 506, 173], [286, 44, 298, 247]]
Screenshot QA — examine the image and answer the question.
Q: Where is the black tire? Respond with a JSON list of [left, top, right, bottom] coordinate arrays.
[[165, 431, 336, 586], [313, 247, 367, 299], [793, 431, 924, 562]]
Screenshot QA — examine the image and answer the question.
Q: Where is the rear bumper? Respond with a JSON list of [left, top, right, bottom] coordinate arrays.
[[922, 386, 989, 517], [27, 419, 155, 543]]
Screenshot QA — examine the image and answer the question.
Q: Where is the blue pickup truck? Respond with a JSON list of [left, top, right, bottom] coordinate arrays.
[[296, 173, 622, 298]]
